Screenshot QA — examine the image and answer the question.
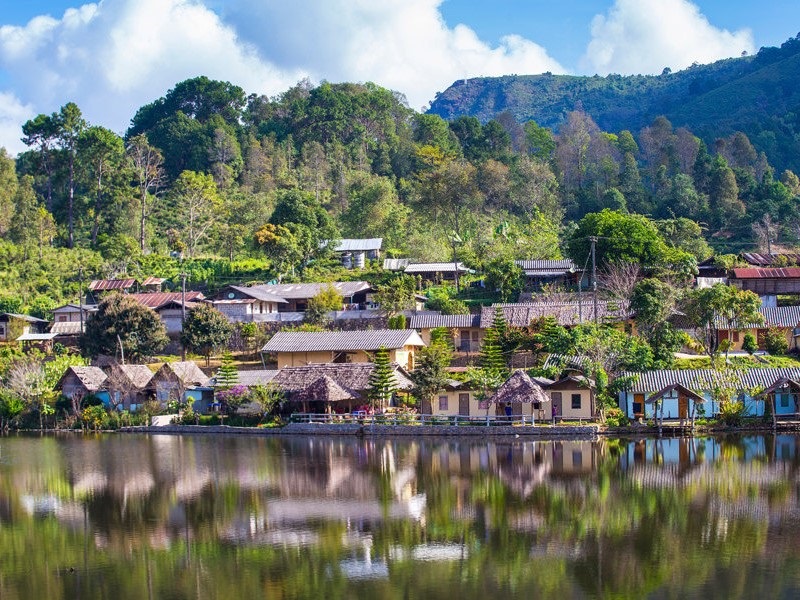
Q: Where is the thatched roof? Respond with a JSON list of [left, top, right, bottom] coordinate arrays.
[[488, 370, 550, 405], [291, 375, 359, 403], [58, 366, 108, 393], [152, 361, 210, 387], [106, 364, 154, 389], [272, 362, 414, 394]]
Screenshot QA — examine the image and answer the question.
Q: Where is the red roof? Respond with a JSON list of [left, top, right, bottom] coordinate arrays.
[[128, 292, 205, 308], [731, 268, 800, 279], [141, 276, 166, 286], [88, 278, 136, 291]]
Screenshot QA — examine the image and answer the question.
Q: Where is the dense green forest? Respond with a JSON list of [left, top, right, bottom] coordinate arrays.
[[429, 35, 800, 174], [2, 36, 800, 316]]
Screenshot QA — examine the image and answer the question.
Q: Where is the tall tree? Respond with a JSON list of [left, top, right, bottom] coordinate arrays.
[[127, 134, 164, 251], [79, 126, 126, 244], [54, 103, 87, 248], [21, 112, 59, 210], [171, 171, 222, 257]]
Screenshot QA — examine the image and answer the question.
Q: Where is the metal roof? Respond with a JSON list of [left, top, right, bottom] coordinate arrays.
[[262, 329, 425, 353], [404, 262, 473, 274], [214, 369, 280, 387], [88, 278, 136, 291], [1, 312, 48, 323], [741, 253, 800, 267], [223, 285, 289, 303], [620, 367, 800, 394], [409, 313, 481, 329], [731, 267, 800, 279], [17, 332, 58, 341], [234, 282, 371, 301], [383, 258, 410, 271], [127, 292, 205, 308], [334, 238, 383, 252], [515, 259, 578, 272], [141, 276, 166, 286], [50, 322, 83, 335]]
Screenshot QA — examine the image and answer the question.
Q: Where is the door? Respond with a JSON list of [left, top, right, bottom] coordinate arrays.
[[678, 394, 688, 419], [458, 393, 470, 416], [551, 392, 562, 420], [633, 393, 645, 418]]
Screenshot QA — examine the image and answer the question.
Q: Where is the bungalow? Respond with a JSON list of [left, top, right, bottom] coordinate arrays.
[[148, 361, 213, 409], [0, 313, 49, 342], [715, 305, 800, 352], [261, 329, 425, 370], [50, 303, 98, 337], [216, 281, 372, 315], [515, 259, 582, 290], [56, 366, 108, 402], [404, 262, 473, 284], [729, 267, 800, 306], [548, 375, 596, 421], [270, 362, 415, 413], [212, 285, 288, 322], [409, 313, 482, 352], [333, 238, 383, 269], [618, 367, 800, 421], [102, 364, 154, 411]]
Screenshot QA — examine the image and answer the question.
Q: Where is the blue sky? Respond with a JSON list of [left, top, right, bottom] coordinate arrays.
[[0, 0, 796, 153]]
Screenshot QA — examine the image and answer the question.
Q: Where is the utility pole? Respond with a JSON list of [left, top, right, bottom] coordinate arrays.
[[78, 266, 84, 335], [590, 236, 598, 325], [180, 269, 187, 361]]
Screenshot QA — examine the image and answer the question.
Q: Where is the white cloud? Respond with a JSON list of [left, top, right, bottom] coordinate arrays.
[[0, 92, 35, 155], [0, 0, 564, 153], [582, 0, 754, 75]]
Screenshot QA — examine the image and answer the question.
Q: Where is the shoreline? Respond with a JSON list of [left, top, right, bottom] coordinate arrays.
[[115, 420, 800, 439]]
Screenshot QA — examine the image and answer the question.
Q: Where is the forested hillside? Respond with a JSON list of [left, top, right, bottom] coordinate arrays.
[[2, 40, 800, 315], [428, 36, 800, 173]]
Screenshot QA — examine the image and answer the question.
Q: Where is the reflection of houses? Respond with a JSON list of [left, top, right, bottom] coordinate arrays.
[[515, 259, 582, 290], [261, 329, 425, 369], [148, 361, 212, 407], [410, 313, 482, 352], [333, 238, 382, 269], [0, 313, 49, 342], [618, 367, 800, 420]]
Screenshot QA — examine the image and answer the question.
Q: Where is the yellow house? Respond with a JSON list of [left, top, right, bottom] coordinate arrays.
[[410, 314, 483, 353], [548, 375, 596, 421], [261, 329, 425, 370]]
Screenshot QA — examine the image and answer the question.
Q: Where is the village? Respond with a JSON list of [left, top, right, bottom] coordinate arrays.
[[4, 237, 800, 433]]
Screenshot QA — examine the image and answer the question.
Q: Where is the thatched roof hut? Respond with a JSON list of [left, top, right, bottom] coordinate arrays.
[[291, 375, 359, 404], [488, 370, 550, 405]]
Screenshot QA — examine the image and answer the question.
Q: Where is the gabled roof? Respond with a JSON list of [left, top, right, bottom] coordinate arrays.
[[515, 259, 579, 275], [409, 313, 481, 329], [223, 285, 289, 303], [262, 329, 425, 353], [644, 383, 706, 404], [152, 361, 210, 387], [731, 267, 800, 279], [334, 238, 383, 252], [107, 364, 154, 389], [404, 262, 473, 274], [57, 366, 107, 393], [741, 253, 800, 267], [88, 278, 136, 291], [383, 258, 410, 271], [231, 282, 371, 301], [758, 376, 800, 398], [271, 362, 414, 393], [620, 367, 800, 394], [52, 303, 98, 313], [141, 276, 166, 286], [127, 292, 205, 309], [1, 312, 48, 323]]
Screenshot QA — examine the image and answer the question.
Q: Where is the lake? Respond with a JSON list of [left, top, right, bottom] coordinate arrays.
[[0, 433, 799, 599]]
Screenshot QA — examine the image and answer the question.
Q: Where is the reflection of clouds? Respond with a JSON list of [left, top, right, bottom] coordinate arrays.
[[389, 543, 468, 562], [73, 471, 108, 496], [173, 469, 211, 501], [265, 495, 427, 524]]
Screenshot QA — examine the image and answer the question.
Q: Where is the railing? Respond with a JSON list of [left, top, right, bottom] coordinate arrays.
[[288, 413, 592, 426]]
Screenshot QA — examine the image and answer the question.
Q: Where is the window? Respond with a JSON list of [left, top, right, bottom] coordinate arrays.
[[571, 394, 582, 409], [732, 331, 740, 343], [438, 396, 449, 411], [58, 315, 67, 322], [781, 394, 790, 408]]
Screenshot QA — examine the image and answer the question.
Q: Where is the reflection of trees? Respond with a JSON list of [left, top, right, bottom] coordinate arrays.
[[1, 434, 800, 597]]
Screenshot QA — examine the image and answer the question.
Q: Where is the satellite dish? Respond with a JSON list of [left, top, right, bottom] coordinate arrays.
[[228, 292, 235, 299]]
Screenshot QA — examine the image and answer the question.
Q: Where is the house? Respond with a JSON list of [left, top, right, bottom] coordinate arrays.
[[102, 364, 154, 411], [404, 262, 473, 283], [547, 375, 596, 421], [50, 303, 98, 337], [56, 366, 108, 402], [126, 292, 206, 335], [261, 329, 425, 370], [409, 313, 482, 352], [148, 362, 213, 409], [617, 367, 800, 421], [714, 305, 800, 352], [0, 313, 49, 342], [269, 362, 415, 413], [216, 282, 372, 315], [729, 267, 800, 306], [333, 238, 383, 269], [212, 285, 289, 322], [487, 370, 551, 420], [515, 259, 582, 290], [86, 278, 136, 303]]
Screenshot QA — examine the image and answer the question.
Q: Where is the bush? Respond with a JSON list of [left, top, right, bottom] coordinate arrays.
[[604, 407, 629, 427], [742, 332, 758, 354], [718, 399, 748, 427], [764, 327, 789, 355]]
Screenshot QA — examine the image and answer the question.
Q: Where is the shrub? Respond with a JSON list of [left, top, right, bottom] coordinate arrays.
[[764, 327, 789, 355], [718, 399, 748, 427], [604, 407, 628, 427], [742, 332, 758, 354]]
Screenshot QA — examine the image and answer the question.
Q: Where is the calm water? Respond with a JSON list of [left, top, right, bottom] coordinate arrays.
[[1, 433, 799, 599]]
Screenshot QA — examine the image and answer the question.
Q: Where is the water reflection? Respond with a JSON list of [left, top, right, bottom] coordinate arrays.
[[1, 433, 800, 598]]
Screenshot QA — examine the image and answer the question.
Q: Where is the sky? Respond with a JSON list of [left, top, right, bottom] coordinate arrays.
[[0, 0, 797, 155]]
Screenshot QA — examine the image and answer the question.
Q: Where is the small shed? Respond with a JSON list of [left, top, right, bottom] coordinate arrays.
[[103, 364, 155, 411], [56, 366, 108, 402], [488, 370, 551, 421], [149, 361, 212, 409]]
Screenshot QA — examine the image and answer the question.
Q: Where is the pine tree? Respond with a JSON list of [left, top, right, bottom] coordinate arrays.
[[216, 351, 239, 389], [479, 327, 507, 374], [368, 346, 397, 412]]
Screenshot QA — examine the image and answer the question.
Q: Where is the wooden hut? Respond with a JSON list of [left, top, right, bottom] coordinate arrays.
[[487, 370, 550, 423]]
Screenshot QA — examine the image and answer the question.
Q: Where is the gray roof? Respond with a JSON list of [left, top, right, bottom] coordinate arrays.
[[481, 301, 628, 328], [240, 281, 371, 301], [17, 332, 58, 341], [515, 259, 578, 273], [226, 285, 289, 303], [760, 306, 800, 328], [107, 364, 154, 389], [1, 312, 48, 323], [50, 322, 83, 335], [409, 313, 481, 329], [383, 258, 410, 271], [262, 329, 425, 353], [334, 238, 383, 252], [153, 361, 211, 387], [272, 362, 414, 393], [58, 366, 108, 392], [214, 369, 279, 387], [404, 262, 472, 274], [621, 367, 800, 394]]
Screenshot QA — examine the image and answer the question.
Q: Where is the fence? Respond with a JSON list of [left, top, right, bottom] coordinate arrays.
[[288, 413, 592, 427]]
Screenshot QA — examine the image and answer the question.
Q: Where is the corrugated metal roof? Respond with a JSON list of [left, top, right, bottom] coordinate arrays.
[[334, 238, 383, 252], [50, 322, 83, 335], [215, 369, 279, 387], [481, 301, 628, 328], [224, 285, 289, 303], [383, 258, 410, 271], [742, 253, 800, 267], [761, 305, 800, 328], [262, 329, 425, 353], [404, 262, 473, 274], [17, 332, 58, 341], [127, 292, 205, 308], [1, 312, 48, 323], [409, 313, 481, 329], [234, 282, 371, 301], [621, 367, 800, 394], [731, 267, 800, 279], [141, 276, 166, 286], [88, 278, 136, 291], [515, 259, 578, 272]]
